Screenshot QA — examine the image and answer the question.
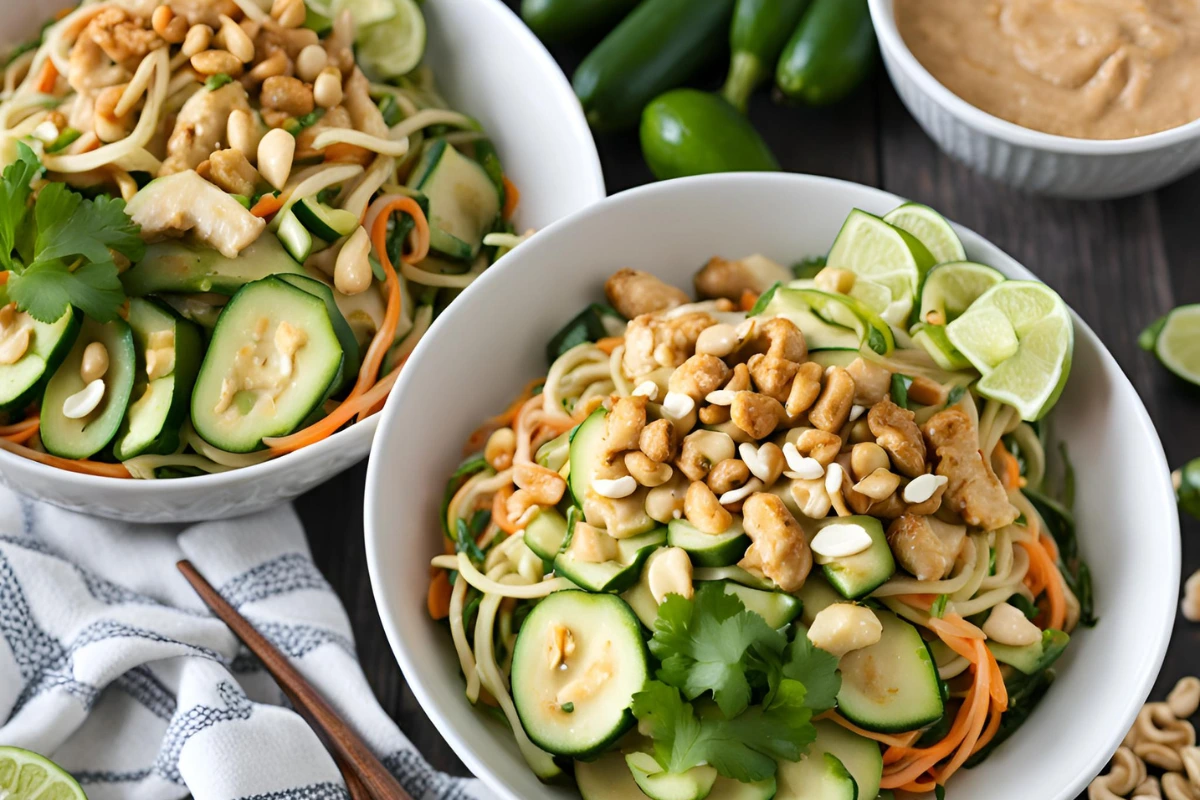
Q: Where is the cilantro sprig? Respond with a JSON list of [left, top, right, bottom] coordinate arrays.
[[0, 143, 143, 323], [635, 584, 843, 782], [631, 679, 816, 784]]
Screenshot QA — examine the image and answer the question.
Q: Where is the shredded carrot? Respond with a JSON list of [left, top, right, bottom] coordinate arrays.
[[4, 425, 39, 445], [0, 271, 8, 286], [250, 193, 284, 218], [427, 569, 452, 620], [994, 441, 1020, 491], [323, 142, 373, 166], [1021, 537, 1066, 630], [971, 704, 1004, 755], [595, 336, 623, 355], [54, 6, 73, 19], [33, 60, 57, 93], [738, 289, 759, 312], [0, 416, 40, 437], [0, 436, 130, 478], [819, 711, 921, 749], [933, 640, 991, 781], [492, 485, 521, 534], [264, 365, 398, 453], [501, 175, 520, 221], [928, 613, 986, 640]]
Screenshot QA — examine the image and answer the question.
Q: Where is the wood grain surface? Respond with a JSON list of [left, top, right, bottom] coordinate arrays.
[[296, 10, 1200, 794]]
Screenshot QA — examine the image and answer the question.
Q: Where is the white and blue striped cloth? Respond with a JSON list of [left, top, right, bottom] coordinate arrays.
[[0, 489, 493, 800]]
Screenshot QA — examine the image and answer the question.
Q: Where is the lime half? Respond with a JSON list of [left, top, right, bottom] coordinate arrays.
[[825, 209, 935, 306], [883, 202, 967, 265], [354, 0, 426, 79], [0, 748, 87, 800], [946, 281, 1073, 420], [1143, 304, 1200, 387], [911, 261, 1006, 369]]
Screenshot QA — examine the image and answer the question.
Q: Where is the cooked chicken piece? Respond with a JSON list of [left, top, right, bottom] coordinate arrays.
[[846, 357, 892, 406], [606, 269, 690, 320], [922, 408, 1019, 531], [161, 82, 251, 175], [694, 254, 790, 301], [343, 67, 388, 138], [84, 8, 161, 69], [869, 398, 927, 478], [295, 105, 352, 159], [166, 0, 240, 27], [886, 513, 964, 580], [740, 492, 812, 592], [622, 311, 715, 378]]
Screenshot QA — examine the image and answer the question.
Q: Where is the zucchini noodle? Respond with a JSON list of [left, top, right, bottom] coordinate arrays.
[[339, 155, 396, 223], [449, 572, 480, 703], [388, 303, 433, 366], [608, 345, 632, 397], [388, 108, 477, 140], [871, 538, 980, 597], [114, 49, 157, 117], [400, 255, 486, 288], [1008, 422, 1045, 490], [277, 163, 365, 220], [122, 453, 236, 479], [185, 425, 275, 468], [434, 552, 576, 599], [542, 343, 609, 419]]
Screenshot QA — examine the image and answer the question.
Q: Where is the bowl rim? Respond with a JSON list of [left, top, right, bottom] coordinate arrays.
[[0, 0, 605, 496], [867, 0, 1200, 155], [364, 172, 1180, 800]]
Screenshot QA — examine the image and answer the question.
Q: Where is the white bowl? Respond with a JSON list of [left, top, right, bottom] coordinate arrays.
[[0, 0, 604, 522], [365, 173, 1180, 800], [869, 0, 1200, 198]]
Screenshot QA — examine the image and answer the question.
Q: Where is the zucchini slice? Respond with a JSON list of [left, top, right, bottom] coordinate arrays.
[[190, 277, 343, 452], [812, 516, 895, 600], [523, 507, 568, 561], [836, 610, 943, 733], [406, 139, 501, 260], [113, 299, 205, 460], [776, 719, 883, 800], [510, 591, 647, 758], [41, 317, 136, 459], [121, 233, 305, 297], [277, 274, 361, 396], [277, 209, 316, 263], [668, 518, 749, 568], [553, 528, 666, 593], [626, 752, 718, 800], [0, 308, 79, 413], [293, 197, 359, 241], [568, 406, 607, 506]]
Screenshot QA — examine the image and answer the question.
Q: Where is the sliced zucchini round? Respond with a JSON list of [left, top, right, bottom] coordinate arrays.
[[523, 507, 568, 561], [113, 299, 205, 460], [776, 752, 857, 800], [277, 209, 316, 263], [568, 406, 607, 506], [511, 591, 648, 758], [668, 518, 749, 568], [576, 750, 644, 800], [812, 516, 895, 600], [553, 528, 666, 593], [41, 317, 136, 459], [0, 307, 79, 413], [836, 610, 944, 733], [190, 277, 343, 452], [121, 233, 304, 297], [277, 273, 361, 396], [626, 752, 718, 800], [721, 582, 801, 629], [808, 719, 883, 800], [292, 197, 360, 241]]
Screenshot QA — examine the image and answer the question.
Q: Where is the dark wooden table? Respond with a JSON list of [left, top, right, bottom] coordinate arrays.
[[297, 13, 1200, 792]]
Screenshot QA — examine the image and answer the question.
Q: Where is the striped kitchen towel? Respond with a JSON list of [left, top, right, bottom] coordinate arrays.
[[0, 490, 494, 800]]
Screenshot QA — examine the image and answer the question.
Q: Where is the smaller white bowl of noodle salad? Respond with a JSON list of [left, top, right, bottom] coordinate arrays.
[[0, 0, 602, 521]]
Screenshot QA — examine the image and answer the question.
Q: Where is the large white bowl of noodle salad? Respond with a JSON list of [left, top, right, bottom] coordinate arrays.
[[366, 173, 1178, 800], [0, 0, 602, 520]]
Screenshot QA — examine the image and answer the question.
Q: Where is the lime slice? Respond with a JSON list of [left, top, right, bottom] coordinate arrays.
[[826, 209, 936, 307], [782, 287, 895, 355], [333, 0, 395, 27], [354, 0, 426, 80], [0, 747, 87, 800], [1143, 304, 1200, 386], [883, 202, 967, 265], [912, 324, 972, 371], [946, 281, 1073, 420]]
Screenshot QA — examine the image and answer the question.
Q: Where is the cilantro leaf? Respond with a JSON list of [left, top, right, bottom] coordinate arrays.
[[0, 142, 41, 269], [34, 185, 144, 265], [651, 583, 787, 718], [780, 633, 841, 713], [931, 594, 949, 618], [631, 680, 817, 784], [7, 258, 123, 323]]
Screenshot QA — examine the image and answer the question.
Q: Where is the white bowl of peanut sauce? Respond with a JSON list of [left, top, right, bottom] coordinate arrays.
[[870, 0, 1200, 198]]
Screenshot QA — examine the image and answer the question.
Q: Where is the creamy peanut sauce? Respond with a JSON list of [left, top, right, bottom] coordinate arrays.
[[895, 0, 1200, 139]]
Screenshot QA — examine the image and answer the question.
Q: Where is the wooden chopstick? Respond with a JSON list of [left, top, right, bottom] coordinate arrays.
[[177, 559, 412, 800]]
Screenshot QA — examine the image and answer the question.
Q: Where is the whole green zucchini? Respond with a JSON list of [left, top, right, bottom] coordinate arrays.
[[776, 0, 875, 106], [573, 0, 736, 132], [721, 0, 812, 112], [640, 89, 779, 180], [520, 0, 642, 44]]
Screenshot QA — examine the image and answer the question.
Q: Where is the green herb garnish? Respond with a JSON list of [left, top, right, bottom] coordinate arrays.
[[204, 73, 234, 91]]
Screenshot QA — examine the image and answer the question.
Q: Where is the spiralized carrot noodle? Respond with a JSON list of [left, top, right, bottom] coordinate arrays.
[[4, 425, 40, 445], [0, 436, 130, 478], [492, 485, 521, 535], [594, 336, 623, 355], [928, 613, 986, 640], [264, 365, 399, 454], [501, 175, 519, 220], [1022, 537, 1067, 630], [0, 416, 40, 436]]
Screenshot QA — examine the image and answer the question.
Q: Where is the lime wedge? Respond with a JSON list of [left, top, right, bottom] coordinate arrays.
[[763, 286, 894, 355], [912, 324, 972, 371], [826, 209, 936, 307], [333, 0, 395, 27], [0, 748, 87, 800], [946, 281, 1073, 420], [1143, 304, 1200, 386], [354, 0, 426, 80], [883, 202, 967, 264], [916, 261, 1006, 327]]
